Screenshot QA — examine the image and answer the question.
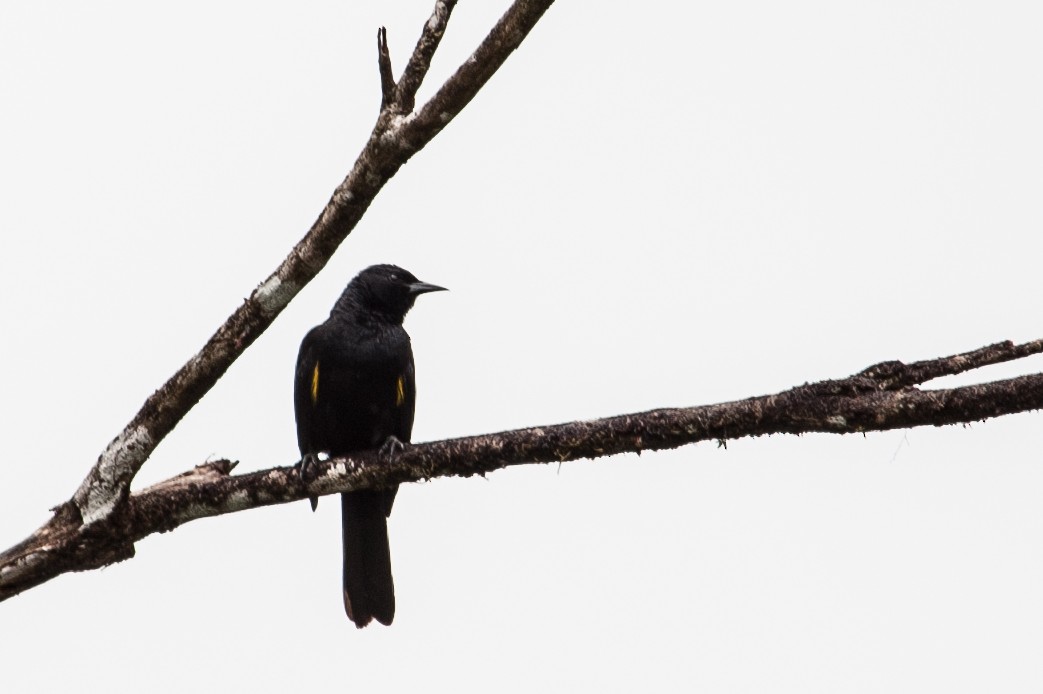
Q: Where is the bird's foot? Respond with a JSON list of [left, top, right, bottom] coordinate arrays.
[[297, 451, 322, 482], [297, 452, 323, 512], [379, 435, 406, 461]]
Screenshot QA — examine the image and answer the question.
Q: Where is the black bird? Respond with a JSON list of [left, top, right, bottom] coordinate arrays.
[[294, 264, 445, 628]]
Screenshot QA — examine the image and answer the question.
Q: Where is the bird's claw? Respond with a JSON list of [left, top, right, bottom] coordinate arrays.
[[379, 435, 406, 461], [297, 452, 322, 511], [297, 452, 321, 482]]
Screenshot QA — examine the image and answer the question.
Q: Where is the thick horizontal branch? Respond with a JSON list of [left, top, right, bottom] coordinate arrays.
[[3, 338, 1042, 602], [69, 0, 555, 528]]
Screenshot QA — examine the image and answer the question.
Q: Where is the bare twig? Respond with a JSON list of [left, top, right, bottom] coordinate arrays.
[[4, 338, 1043, 601], [395, 0, 458, 112], [861, 339, 1043, 388], [412, 0, 555, 142], [377, 27, 396, 109]]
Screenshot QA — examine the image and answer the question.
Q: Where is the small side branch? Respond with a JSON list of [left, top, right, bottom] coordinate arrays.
[[861, 338, 1043, 388], [377, 27, 395, 109], [4, 338, 1042, 602]]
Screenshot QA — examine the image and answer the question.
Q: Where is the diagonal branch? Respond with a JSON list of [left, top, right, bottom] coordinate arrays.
[[3, 338, 1042, 602], [394, 0, 457, 113], [410, 0, 555, 142], [68, 0, 556, 528]]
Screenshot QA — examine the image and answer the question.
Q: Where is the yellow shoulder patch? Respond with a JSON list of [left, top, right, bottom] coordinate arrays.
[[310, 362, 320, 405], [395, 375, 406, 406]]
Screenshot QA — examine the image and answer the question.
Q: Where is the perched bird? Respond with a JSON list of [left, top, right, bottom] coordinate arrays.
[[294, 264, 445, 628]]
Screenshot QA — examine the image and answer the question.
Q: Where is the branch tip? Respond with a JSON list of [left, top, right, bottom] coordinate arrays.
[[377, 26, 395, 110]]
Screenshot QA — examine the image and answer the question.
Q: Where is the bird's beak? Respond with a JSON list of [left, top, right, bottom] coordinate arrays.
[[408, 281, 448, 296]]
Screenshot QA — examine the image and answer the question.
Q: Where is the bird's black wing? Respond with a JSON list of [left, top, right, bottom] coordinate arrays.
[[293, 326, 325, 458], [380, 354, 415, 517], [396, 355, 417, 443]]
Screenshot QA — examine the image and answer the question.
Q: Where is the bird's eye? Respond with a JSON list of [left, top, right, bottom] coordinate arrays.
[[389, 273, 398, 281]]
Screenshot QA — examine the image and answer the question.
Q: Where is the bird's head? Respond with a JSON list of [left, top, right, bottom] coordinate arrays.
[[333, 264, 447, 323]]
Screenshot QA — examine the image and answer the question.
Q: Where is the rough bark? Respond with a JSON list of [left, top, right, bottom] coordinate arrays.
[[3, 338, 1042, 601]]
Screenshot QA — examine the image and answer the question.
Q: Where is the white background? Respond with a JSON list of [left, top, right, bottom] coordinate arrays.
[[3, 1, 1043, 691]]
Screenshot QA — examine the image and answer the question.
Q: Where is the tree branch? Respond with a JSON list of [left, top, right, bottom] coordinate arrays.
[[67, 0, 556, 529], [4, 338, 1042, 601], [394, 0, 457, 113], [861, 338, 1043, 389], [377, 27, 396, 109], [411, 0, 555, 143]]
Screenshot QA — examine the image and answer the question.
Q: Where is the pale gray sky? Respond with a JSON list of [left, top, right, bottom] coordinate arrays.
[[4, 1, 1043, 691]]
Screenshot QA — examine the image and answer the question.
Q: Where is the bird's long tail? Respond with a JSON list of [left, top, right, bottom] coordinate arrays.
[[341, 489, 396, 628]]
